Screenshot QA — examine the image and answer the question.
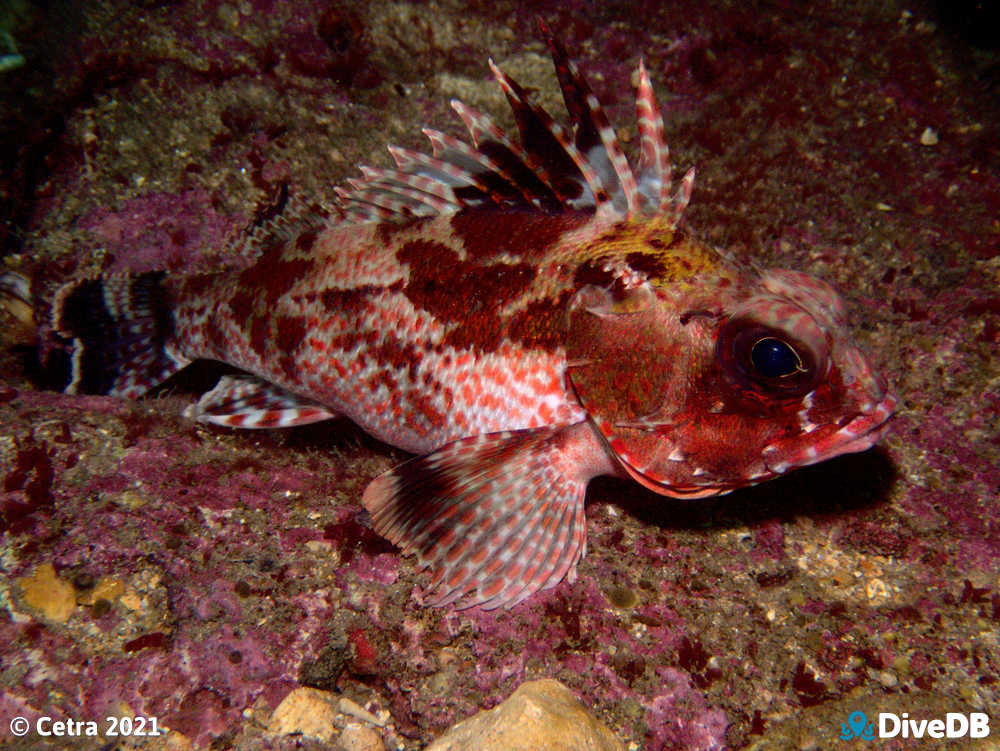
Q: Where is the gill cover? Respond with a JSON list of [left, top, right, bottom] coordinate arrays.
[[566, 282, 703, 495]]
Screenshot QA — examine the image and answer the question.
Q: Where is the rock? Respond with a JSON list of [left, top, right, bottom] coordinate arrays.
[[338, 696, 384, 726], [267, 686, 339, 743], [75, 575, 125, 606], [338, 722, 386, 751], [425, 679, 625, 751], [15, 562, 76, 623]]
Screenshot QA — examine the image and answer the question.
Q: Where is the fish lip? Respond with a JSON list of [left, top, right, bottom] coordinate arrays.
[[764, 390, 899, 474], [837, 390, 899, 451]]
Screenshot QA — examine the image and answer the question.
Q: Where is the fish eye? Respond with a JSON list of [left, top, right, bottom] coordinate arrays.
[[750, 337, 803, 379], [716, 318, 821, 399]]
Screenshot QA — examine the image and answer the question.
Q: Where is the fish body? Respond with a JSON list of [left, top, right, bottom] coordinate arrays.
[[19, 32, 896, 609]]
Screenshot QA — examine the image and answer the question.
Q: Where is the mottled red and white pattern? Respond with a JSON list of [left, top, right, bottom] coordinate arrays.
[[170, 214, 590, 452]]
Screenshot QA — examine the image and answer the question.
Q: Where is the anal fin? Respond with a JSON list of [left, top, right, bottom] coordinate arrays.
[[185, 374, 337, 428], [363, 422, 612, 610]]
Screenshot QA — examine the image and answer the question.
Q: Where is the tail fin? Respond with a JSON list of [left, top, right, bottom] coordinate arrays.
[[52, 272, 188, 398]]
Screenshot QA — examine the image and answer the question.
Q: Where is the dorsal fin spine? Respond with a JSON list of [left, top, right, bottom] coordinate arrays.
[[487, 59, 602, 207], [673, 166, 696, 226], [449, 99, 563, 208], [421, 126, 540, 208], [541, 29, 641, 215], [635, 59, 672, 212]]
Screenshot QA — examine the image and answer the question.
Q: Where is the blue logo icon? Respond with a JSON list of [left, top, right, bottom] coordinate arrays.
[[841, 711, 876, 741]]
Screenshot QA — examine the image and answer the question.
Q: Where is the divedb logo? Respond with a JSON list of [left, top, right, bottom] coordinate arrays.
[[840, 710, 991, 741]]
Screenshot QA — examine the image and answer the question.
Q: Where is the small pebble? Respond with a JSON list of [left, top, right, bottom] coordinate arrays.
[[338, 722, 386, 751], [877, 670, 898, 688], [338, 696, 384, 726], [268, 687, 338, 743]]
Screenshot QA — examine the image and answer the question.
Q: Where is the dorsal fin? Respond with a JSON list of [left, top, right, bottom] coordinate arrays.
[[635, 60, 671, 209], [486, 58, 602, 209], [230, 189, 331, 264], [540, 25, 641, 216], [331, 33, 695, 226], [448, 100, 567, 211]]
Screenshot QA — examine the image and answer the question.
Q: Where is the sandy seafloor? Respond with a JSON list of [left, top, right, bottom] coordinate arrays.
[[0, 1, 997, 749]]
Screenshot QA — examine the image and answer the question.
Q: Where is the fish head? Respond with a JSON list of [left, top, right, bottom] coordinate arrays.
[[566, 238, 897, 498]]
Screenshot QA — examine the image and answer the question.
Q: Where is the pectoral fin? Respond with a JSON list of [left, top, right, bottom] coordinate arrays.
[[363, 423, 611, 610]]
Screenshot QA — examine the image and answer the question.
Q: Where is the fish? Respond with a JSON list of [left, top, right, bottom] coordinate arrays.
[[6, 29, 897, 609]]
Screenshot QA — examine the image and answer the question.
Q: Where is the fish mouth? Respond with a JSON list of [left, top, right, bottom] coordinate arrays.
[[764, 390, 899, 474]]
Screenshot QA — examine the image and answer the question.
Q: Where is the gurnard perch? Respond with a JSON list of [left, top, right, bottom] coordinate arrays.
[[24, 33, 896, 609]]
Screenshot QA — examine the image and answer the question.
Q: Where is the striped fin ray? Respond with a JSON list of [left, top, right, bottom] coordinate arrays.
[[633, 58, 696, 222], [332, 34, 694, 226], [541, 29, 641, 215], [334, 184, 435, 220], [635, 60, 671, 208], [230, 189, 331, 263], [335, 163, 454, 219], [420, 126, 531, 208], [51, 272, 189, 398], [384, 146, 471, 195], [487, 58, 607, 212], [447, 101, 567, 211], [185, 375, 337, 428]]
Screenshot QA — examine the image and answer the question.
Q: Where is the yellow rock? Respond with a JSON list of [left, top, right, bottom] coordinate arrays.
[[119, 591, 145, 612], [76, 576, 126, 606], [425, 679, 625, 751], [268, 687, 338, 743], [16, 563, 76, 623]]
